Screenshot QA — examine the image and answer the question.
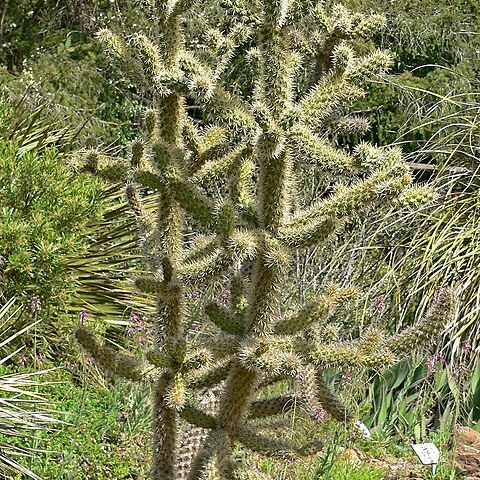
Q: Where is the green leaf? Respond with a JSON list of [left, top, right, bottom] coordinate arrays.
[[471, 362, 480, 394]]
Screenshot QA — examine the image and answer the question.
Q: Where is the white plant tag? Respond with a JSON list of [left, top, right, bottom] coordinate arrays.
[[354, 421, 371, 439], [412, 443, 440, 475]]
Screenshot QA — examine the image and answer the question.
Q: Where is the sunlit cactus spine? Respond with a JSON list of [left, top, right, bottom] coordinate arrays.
[[74, 1, 455, 479]]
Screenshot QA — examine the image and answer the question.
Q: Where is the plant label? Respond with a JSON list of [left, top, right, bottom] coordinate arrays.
[[412, 443, 440, 475]]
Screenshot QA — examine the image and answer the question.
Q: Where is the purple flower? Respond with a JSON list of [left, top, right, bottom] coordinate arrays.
[[461, 341, 473, 353], [190, 320, 202, 333], [433, 286, 446, 304], [371, 296, 386, 310], [186, 290, 202, 301], [340, 371, 353, 386], [36, 353, 47, 364], [126, 314, 140, 335], [426, 353, 441, 375], [295, 372, 305, 382], [311, 409, 328, 423], [78, 309, 89, 323], [216, 289, 232, 308], [126, 314, 152, 338], [31, 296, 41, 313], [62, 361, 76, 371], [349, 429, 359, 440], [450, 363, 469, 383]]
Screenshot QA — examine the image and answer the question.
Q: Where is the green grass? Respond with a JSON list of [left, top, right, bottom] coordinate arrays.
[[321, 461, 385, 480], [2, 367, 152, 480]]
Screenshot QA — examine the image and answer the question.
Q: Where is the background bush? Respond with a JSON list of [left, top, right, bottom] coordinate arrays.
[[0, 0, 479, 478]]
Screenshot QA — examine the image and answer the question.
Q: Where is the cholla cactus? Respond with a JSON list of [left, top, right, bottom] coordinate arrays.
[[74, 1, 454, 479]]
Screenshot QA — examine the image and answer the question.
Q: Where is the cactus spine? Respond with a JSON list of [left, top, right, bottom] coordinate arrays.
[[75, 1, 455, 479]]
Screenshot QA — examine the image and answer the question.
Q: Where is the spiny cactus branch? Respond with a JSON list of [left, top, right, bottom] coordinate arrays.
[[74, 1, 456, 478]]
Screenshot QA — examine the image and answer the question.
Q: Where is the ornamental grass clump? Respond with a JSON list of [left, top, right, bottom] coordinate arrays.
[[74, 1, 455, 478]]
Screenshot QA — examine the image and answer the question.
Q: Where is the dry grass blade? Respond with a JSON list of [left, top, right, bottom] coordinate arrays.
[[371, 86, 479, 365], [65, 183, 157, 324], [4, 95, 75, 154], [0, 299, 61, 479]]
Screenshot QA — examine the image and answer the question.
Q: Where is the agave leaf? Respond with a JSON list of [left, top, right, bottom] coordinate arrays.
[[391, 363, 410, 390], [471, 362, 480, 395]]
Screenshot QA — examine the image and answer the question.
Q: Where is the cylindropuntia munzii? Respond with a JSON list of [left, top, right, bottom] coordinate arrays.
[[75, 1, 455, 478]]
